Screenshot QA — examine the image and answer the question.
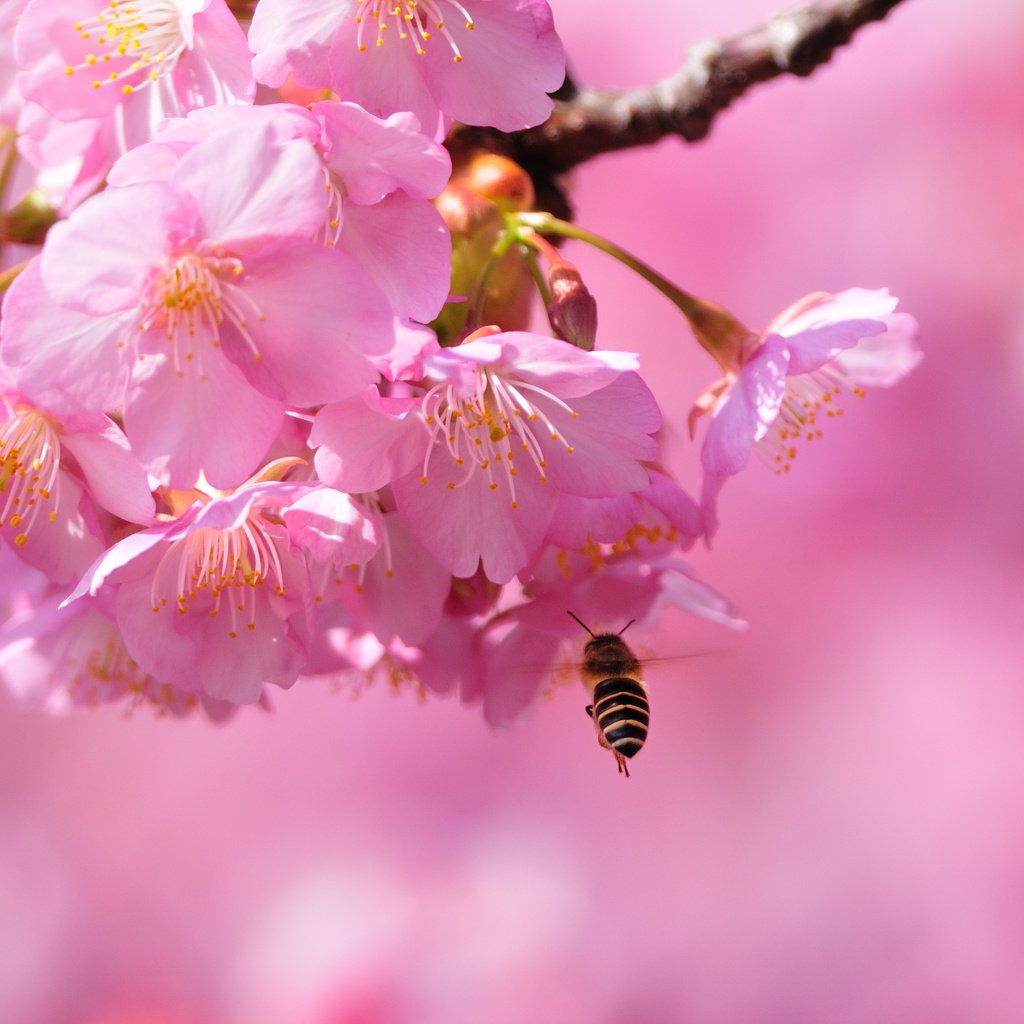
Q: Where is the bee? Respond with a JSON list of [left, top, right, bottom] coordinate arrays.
[[568, 611, 649, 778]]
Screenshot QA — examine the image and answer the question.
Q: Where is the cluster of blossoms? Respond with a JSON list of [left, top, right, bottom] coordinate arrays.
[[0, 0, 920, 727]]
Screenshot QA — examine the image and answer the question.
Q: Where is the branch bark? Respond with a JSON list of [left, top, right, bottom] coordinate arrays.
[[449, 0, 913, 180]]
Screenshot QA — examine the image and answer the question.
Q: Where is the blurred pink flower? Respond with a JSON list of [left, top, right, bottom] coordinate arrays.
[[471, 546, 744, 724], [0, 593, 241, 720], [249, 0, 565, 137]]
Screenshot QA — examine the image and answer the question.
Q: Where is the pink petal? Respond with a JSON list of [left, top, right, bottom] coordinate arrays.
[[340, 512, 450, 646], [40, 182, 182, 314], [533, 372, 659, 497], [316, 101, 451, 202], [419, 0, 565, 131], [702, 336, 789, 476], [311, 389, 423, 493], [226, 247, 394, 406], [830, 312, 922, 386], [392, 469, 556, 583], [336, 193, 451, 322], [1, 259, 133, 413], [284, 488, 383, 566], [172, 1, 255, 109], [123, 350, 284, 489], [249, 0, 343, 89], [115, 569, 305, 703], [779, 320, 888, 377], [60, 417, 156, 525], [173, 122, 326, 250]]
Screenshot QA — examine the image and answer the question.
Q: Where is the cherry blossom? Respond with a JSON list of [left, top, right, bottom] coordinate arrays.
[[105, 99, 453, 324], [689, 288, 921, 535], [65, 473, 319, 704], [0, 592, 242, 719], [14, 0, 253, 148], [249, 0, 565, 137], [0, 384, 154, 582], [312, 329, 661, 583], [1, 122, 400, 488]]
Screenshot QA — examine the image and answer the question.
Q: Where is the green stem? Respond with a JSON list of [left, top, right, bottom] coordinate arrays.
[[520, 243, 552, 309], [471, 225, 519, 328], [517, 212, 707, 320]]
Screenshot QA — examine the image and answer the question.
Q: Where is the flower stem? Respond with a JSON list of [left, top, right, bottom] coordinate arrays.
[[517, 212, 706, 320]]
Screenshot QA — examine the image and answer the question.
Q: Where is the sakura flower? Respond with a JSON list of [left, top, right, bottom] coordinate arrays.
[[0, 386, 155, 583], [688, 288, 921, 535], [106, 100, 453, 324], [1, 123, 400, 488], [0, 592, 241, 720], [65, 472, 319, 704], [249, 0, 565, 137], [311, 329, 662, 583], [14, 0, 253, 153]]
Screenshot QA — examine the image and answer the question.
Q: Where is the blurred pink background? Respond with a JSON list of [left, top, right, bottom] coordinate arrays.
[[3, 1, 1024, 1021]]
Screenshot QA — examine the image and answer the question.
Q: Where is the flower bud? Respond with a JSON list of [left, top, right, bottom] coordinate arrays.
[[548, 264, 598, 351], [433, 173, 533, 343], [451, 151, 535, 213]]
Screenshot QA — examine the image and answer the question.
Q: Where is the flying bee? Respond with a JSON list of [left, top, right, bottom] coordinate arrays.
[[568, 611, 649, 778]]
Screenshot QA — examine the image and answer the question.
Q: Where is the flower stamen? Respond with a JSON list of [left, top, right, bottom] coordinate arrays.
[[419, 367, 578, 505], [138, 247, 262, 377], [67, 0, 192, 96], [0, 409, 61, 547], [149, 515, 285, 637], [353, 0, 472, 61]]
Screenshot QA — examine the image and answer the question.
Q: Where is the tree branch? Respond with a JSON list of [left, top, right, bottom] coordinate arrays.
[[449, 0, 913, 185]]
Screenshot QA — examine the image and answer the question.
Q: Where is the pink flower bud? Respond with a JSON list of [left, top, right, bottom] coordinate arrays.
[[548, 264, 598, 351]]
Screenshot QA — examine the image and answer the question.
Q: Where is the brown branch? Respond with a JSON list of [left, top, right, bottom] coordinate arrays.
[[449, 0, 912, 187]]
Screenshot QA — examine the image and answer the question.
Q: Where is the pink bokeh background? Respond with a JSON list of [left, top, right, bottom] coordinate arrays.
[[3, 1, 1024, 1021]]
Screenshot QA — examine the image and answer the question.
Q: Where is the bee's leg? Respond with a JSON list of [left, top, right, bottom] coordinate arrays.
[[615, 751, 630, 778], [585, 704, 594, 718]]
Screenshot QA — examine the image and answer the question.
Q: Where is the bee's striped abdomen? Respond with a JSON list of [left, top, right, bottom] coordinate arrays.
[[592, 676, 649, 759]]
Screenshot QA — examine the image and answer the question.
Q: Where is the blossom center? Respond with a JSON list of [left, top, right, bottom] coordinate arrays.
[[353, 0, 474, 61], [66, 0, 192, 95], [419, 368, 577, 507], [763, 370, 864, 474], [0, 408, 60, 547], [149, 516, 286, 638], [139, 248, 263, 378]]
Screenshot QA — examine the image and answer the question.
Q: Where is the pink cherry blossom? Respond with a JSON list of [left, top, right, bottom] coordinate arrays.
[[106, 99, 453, 324], [65, 474, 319, 704], [249, 0, 565, 137], [311, 329, 661, 583], [0, 592, 241, 719], [0, 386, 154, 583], [14, 0, 253, 150], [1, 122, 400, 488], [690, 288, 921, 535]]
